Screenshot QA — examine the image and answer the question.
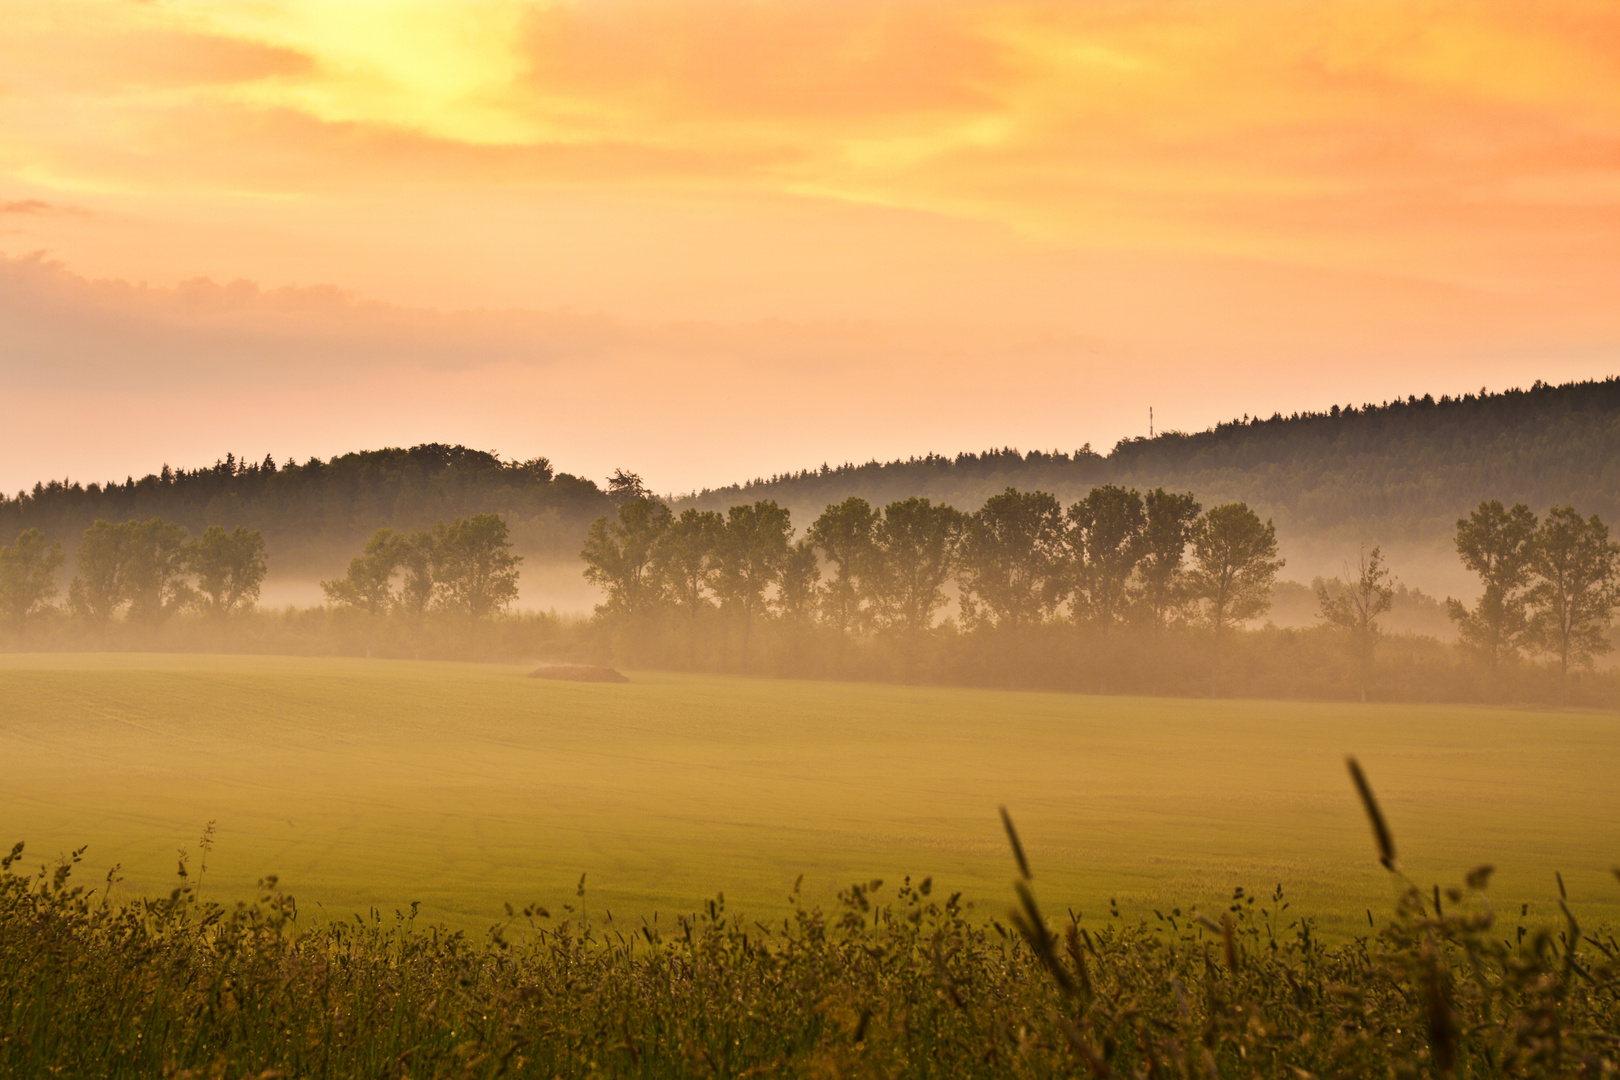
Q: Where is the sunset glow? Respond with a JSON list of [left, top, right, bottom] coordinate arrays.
[[3, 0, 1617, 492]]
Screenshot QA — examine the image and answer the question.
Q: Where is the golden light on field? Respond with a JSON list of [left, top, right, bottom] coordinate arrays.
[[2, 1, 1617, 490]]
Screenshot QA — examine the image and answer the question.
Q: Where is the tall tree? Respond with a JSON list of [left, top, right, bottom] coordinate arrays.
[[1137, 489, 1201, 630], [867, 498, 963, 675], [654, 509, 723, 654], [712, 501, 792, 666], [1525, 506, 1620, 692], [1065, 485, 1145, 632], [1445, 500, 1538, 668], [1187, 503, 1284, 638], [956, 488, 1066, 632], [190, 526, 268, 615], [581, 498, 672, 621], [0, 528, 65, 633], [776, 538, 822, 630], [123, 518, 192, 625], [808, 497, 877, 648], [68, 520, 130, 629], [395, 529, 444, 618], [322, 528, 404, 616], [1316, 546, 1395, 703], [437, 514, 523, 619]]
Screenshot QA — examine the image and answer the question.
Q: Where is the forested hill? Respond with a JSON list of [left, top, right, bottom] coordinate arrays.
[[682, 377, 1620, 587], [0, 445, 612, 575]]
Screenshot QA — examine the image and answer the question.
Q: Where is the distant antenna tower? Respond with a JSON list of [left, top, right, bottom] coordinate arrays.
[[1149, 406, 1154, 438]]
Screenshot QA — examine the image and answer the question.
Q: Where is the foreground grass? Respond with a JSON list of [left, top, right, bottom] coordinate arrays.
[[3, 653, 1619, 937], [4, 810, 1618, 1080]]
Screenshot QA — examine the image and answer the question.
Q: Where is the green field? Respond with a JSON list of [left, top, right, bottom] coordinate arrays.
[[2, 653, 1617, 937]]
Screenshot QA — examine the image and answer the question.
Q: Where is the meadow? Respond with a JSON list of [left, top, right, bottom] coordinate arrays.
[[3, 653, 1616, 939]]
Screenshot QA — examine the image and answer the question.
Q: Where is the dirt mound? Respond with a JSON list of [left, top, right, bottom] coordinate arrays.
[[527, 664, 629, 684]]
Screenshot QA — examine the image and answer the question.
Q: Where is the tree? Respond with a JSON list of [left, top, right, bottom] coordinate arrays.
[[712, 501, 792, 666], [396, 529, 443, 618], [581, 498, 672, 621], [1445, 500, 1538, 668], [437, 514, 523, 619], [0, 528, 65, 633], [956, 488, 1065, 632], [654, 509, 723, 654], [322, 528, 404, 615], [607, 468, 650, 504], [808, 497, 877, 650], [1137, 489, 1201, 630], [1187, 503, 1284, 638], [1065, 485, 1145, 632], [1524, 506, 1620, 692], [868, 498, 963, 638], [123, 518, 192, 625], [190, 526, 268, 615], [776, 537, 822, 629], [1316, 546, 1395, 702], [69, 520, 130, 629]]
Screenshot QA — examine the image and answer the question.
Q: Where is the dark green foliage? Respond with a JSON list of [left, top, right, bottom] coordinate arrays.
[[1447, 500, 1539, 667], [1525, 506, 1620, 686], [957, 488, 1066, 631], [0, 444, 608, 576], [683, 378, 1620, 548], [1065, 484, 1146, 631], [1187, 503, 1284, 637]]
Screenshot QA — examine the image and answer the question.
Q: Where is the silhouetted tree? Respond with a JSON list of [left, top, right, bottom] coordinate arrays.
[[124, 518, 191, 625], [1137, 489, 1201, 629], [396, 530, 442, 618], [1065, 484, 1145, 632], [957, 488, 1066, 632], [808, 497, 877, 656], [437, 514, 523, 619], [1525, 506, 1620, 693], [607, 468, 650, 504], [190, 526, 268, 615], [0, 528, 64, 633], [776, 537, 822, 632], [1445, 500, 1537, 669], [712, 501, 792, 666], [654, 509, 723, 657], [1317, 546, 1395, 702], [1187, 503, 1283, 638], [323, 528, 404, 616], [581, 498, 672, 621], [68, 520, 129, 629]]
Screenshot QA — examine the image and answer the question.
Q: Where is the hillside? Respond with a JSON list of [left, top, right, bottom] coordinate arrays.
[[682, 377, 1620, 594], [4, 377, 1617, 606], [0, 445, 612, 604]]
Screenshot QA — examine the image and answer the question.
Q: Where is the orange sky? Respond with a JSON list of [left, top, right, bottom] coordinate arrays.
[[2, 0, 1617, 495]]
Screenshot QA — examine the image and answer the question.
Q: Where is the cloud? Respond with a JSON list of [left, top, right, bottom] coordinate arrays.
[[1, 199, 89, 217]]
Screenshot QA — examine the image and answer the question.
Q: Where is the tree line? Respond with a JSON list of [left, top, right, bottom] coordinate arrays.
[[581, 482, 1286, 669], [319, 513, 522, 621], [683, 376, 1620, 550], [0, 520, 267, 632], [1318, 500, 1620, 703], [0, 443, 610, 576], [583, 482, 1620, 700]]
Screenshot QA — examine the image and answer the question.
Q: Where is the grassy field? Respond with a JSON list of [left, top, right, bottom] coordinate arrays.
[[1, 652, 1616, 938]]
